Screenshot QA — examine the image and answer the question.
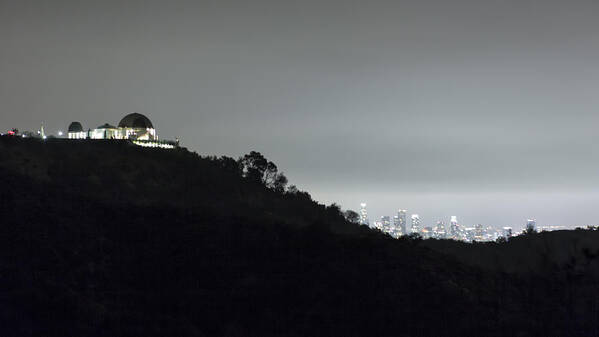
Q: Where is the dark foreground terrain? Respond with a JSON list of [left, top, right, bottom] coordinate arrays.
[[1, 137, 599, 337]]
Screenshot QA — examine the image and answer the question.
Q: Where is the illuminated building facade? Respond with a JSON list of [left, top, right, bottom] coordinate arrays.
[[398, 210, 407, 235], [434, 221, 446, 239], [67, 122, 86, 139], [381, 216, 391, 234], [474, 224, 484, 241], [526, 219, 537, 231], [411, 214, 421, 234], [359, 203, 369, 226], [90, 123, 119, 139], [449, 216, 460, 240], [66, 113, 177, 148]]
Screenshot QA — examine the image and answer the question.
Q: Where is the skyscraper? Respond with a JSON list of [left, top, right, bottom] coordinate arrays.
[[449, 216, 459, 240], [393, 215, 400, 237], [398, 210, 407, 235], [526, 219, 536, 232], [434, 221, 446, 239], [381, 216, 391, 234], [359, 203, 369, 226], [411, 214, 421, 234], [474, 224, 484, 241]]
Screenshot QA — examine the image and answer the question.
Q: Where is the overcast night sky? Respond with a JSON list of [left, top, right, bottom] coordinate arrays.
[[2, 0, 599, 229]]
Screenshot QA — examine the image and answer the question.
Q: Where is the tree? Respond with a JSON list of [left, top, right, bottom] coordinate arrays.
[[495, 236, 507, 244], [219, 156, 241, 175], [344, 210, 360, 224], [272, 173, 288, 193], [406, 232, 423, 242], [286, 185, 299, 194], [238, 151, 287, 192], [326, 203, 342, 218], [263, 161, 278, 187], [238, 151, 268, 183]]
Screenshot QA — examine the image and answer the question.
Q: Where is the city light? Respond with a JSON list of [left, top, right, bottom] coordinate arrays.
[[362, 204, 557, 242]]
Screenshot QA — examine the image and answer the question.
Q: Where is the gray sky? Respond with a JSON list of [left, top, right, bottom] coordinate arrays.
[[2, 0, 599, 229]]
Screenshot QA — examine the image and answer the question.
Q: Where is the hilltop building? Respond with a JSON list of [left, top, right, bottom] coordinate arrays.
[[67, 113, 177, 149], [67, 122, 86, 139]]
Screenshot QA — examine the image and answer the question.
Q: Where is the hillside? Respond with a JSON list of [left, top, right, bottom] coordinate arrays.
[[1, 137, 599, 337], [0, 137, 357, 235]]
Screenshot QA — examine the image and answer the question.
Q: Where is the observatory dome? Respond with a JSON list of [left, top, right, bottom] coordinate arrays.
[[68, 122, 83, 133], [118, 113, 154, 129]]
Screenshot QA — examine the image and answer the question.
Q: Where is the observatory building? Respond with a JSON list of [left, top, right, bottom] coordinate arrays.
[[68, 113, 157, 140], [67, 121, 86, 139], [67, 113, 176, 148], [115, 113, 157, 140]]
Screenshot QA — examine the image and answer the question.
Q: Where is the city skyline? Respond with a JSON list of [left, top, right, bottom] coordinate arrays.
[[360, 203, 572, 241], [358, 202, 583, 233]]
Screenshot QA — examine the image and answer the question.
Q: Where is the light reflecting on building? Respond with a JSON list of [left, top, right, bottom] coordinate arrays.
[[381, 216, 391, 234], [359, 203, 369, 226], [398, 210, 407, 236], [449, 216, 460, 240], [526, 219, 536, 231], [411, 214, 420, 234], [434, 221, 446, 239], [66, 113, 174, 147], [474, 224, 484, 241]]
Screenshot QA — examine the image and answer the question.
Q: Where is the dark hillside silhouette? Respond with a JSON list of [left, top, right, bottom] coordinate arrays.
[[1, 137, 599, 336]]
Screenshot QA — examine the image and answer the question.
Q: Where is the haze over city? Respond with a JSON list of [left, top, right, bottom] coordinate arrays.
[[3, 0, 599, 227]]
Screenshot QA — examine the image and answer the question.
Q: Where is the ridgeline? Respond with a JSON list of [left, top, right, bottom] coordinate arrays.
[[1, 137, 599, 337]]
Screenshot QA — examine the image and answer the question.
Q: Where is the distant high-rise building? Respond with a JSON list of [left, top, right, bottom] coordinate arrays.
[[434, 221, 446, 239], [398, 210, 407, 235], [464, 227, 475, 241], [381, 216, 391, 234], [526, 219, 536, 232], [474, 224, 484, 241], [359, 203, 369, 226], [393, 215, 401, 237], [411, 214, 421, 234], [449, 216, 460, 239], [503, 227, 513, 239]]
